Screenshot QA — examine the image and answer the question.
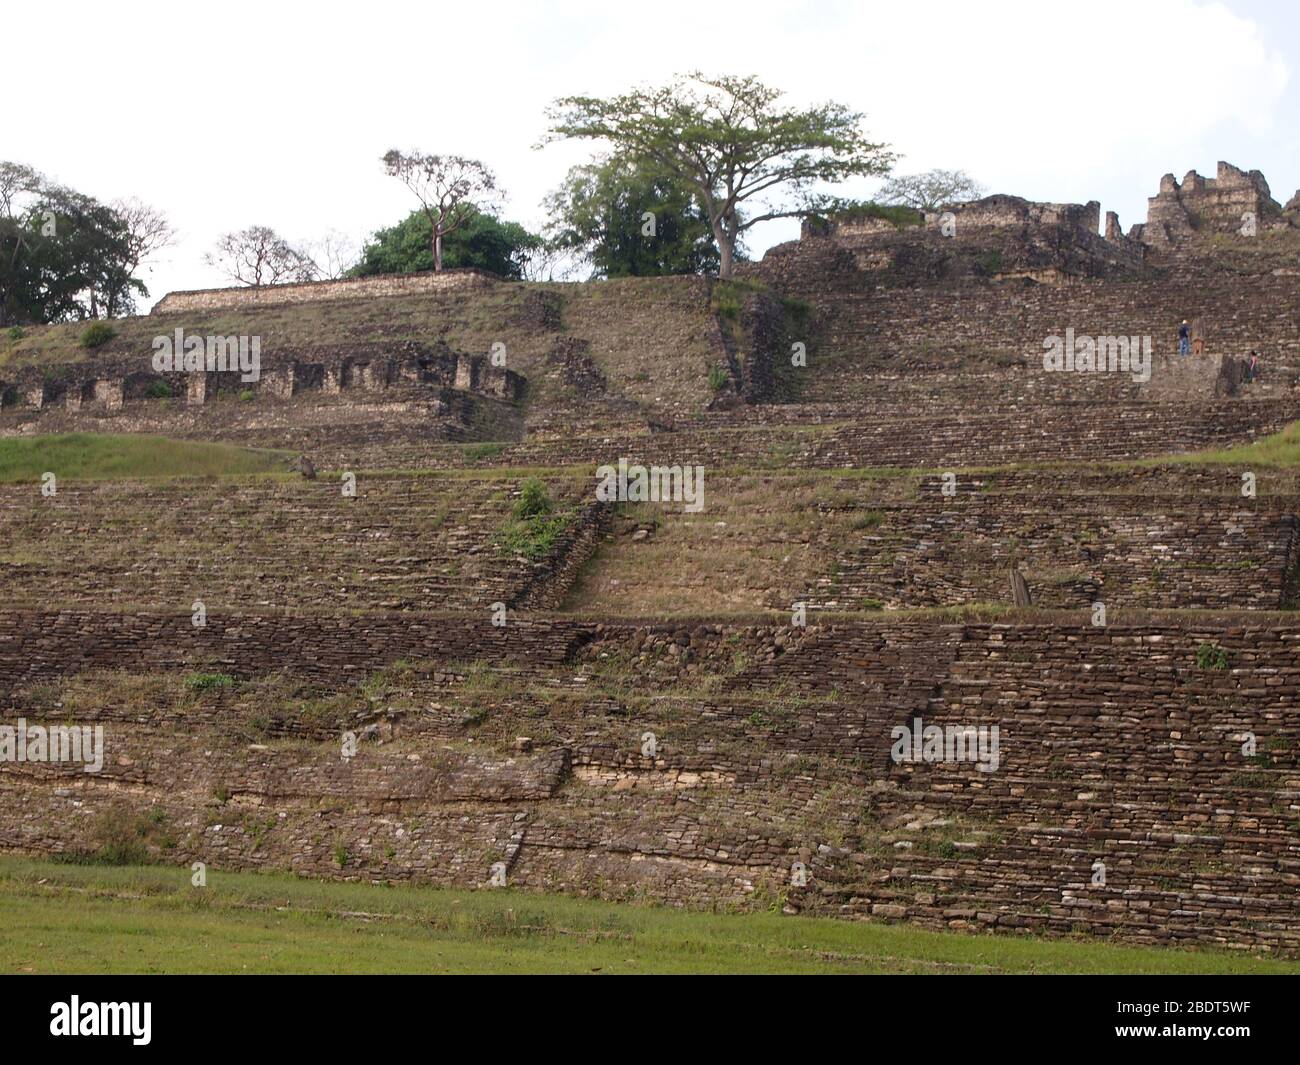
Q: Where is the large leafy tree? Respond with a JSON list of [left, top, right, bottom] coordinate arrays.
[[381, 151, 501, 272], [0, 162, 148, 325], [543, 154, 720, 278], [351, 207, 541, 280], [545, 73, 894, 278]]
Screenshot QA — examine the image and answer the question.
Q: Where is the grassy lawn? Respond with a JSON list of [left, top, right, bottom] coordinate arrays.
[[1, 858, 1294, 975], [0, 433, 291, 482]]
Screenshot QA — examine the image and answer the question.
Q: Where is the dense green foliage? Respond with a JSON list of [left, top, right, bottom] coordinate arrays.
[[544, 156, 721, 278], [809, 199, 925, 229], [0, 163, 147, 325], [351, 208, 541, 280], [546, 74, 894, 277]]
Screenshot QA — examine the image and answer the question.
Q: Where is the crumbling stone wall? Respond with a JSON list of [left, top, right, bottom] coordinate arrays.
[[1138, 162, 1286, 248], [423, 396, 1300, 472], [0, 341, 528, 461], [0, 477, 606, 616], [763, 195, 1144, 289], [151, 268, 500, 314], [817, 498, 1299, 611], [0, 340, 524, 413], [2, 612, 1296, 952]]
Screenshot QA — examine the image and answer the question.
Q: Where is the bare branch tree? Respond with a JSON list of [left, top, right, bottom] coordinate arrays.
[[381, 150, 501, 271], [101, 197, 177, 316], [303, 229, 359, 280], [204, 225, 317, 288], [112, 197, 176, 275], [0, 161, 43, 219], [521, 240, 578, 283], [877, 168, 986, 212]]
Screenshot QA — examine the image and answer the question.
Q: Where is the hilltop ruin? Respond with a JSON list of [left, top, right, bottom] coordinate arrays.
[[1, 163, 1299, 954]]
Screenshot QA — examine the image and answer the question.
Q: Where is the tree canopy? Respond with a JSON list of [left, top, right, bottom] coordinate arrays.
[[545, 73, 894, 277], [877, 168, 986, 212], [1, 161, 166, 325], [543, 155, 721, 279], [350, 208, 541, 280], [381, 151, 501, 272], [204, 226, 317, 288]]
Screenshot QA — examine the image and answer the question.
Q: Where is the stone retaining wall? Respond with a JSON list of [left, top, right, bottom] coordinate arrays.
[[151, 269, 501, 314], [2, 612, 1296, 952]]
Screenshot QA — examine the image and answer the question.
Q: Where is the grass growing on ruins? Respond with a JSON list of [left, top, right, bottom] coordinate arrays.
[[0, 433, 291, 482], [1159, 419, 1300, 468], [1, 857, 1295, 976], [495, 476, 574, 560], [0, 277, 726, 410]]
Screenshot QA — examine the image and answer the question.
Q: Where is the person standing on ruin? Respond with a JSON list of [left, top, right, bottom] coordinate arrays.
[[1178, 319, 1191, 356]]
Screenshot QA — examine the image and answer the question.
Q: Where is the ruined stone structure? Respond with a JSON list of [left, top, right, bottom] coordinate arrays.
[[2, 164, 1299, 956], [1136, 161, 1292, 248], [785, 195, 1144, 288], [0, 340, 528, 461], [152, 267, 499, 313], [2, 610, 1298, 952], [1, 339, 523, 413]]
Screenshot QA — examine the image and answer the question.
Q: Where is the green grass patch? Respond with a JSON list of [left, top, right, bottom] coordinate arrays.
[[0, 857, 1293, 975], [78, 322, 116, 349], [1140, 420, 1300, 469], [812, 201, 925, 229], [185, 672, 237, 691], [496, 477, 573, 560], [463, 442, 507, 461], [0, 433, 291, 482]]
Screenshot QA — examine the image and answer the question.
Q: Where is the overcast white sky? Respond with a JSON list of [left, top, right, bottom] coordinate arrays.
[[7, 0, 1297, 308]]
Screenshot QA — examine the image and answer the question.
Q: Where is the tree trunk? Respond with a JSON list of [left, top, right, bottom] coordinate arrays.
[[434, 225, 443, 272], [707, 212, 733, 280]]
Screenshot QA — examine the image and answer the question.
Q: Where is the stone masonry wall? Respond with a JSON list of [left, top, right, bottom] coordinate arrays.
[[1140, 162, 1287, 248], [1, 612, 1297, 952], [151, 268, 500, 314]]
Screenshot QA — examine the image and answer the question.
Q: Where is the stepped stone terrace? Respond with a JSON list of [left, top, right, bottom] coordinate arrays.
[[2, 162, 1299, 955]]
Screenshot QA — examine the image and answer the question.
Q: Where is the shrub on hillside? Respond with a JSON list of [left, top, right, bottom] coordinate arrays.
[[59, 804, 176, 866], [514, 477, 553, 520], [79, 322, 116, 348], [498, 478, 571, 560]]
